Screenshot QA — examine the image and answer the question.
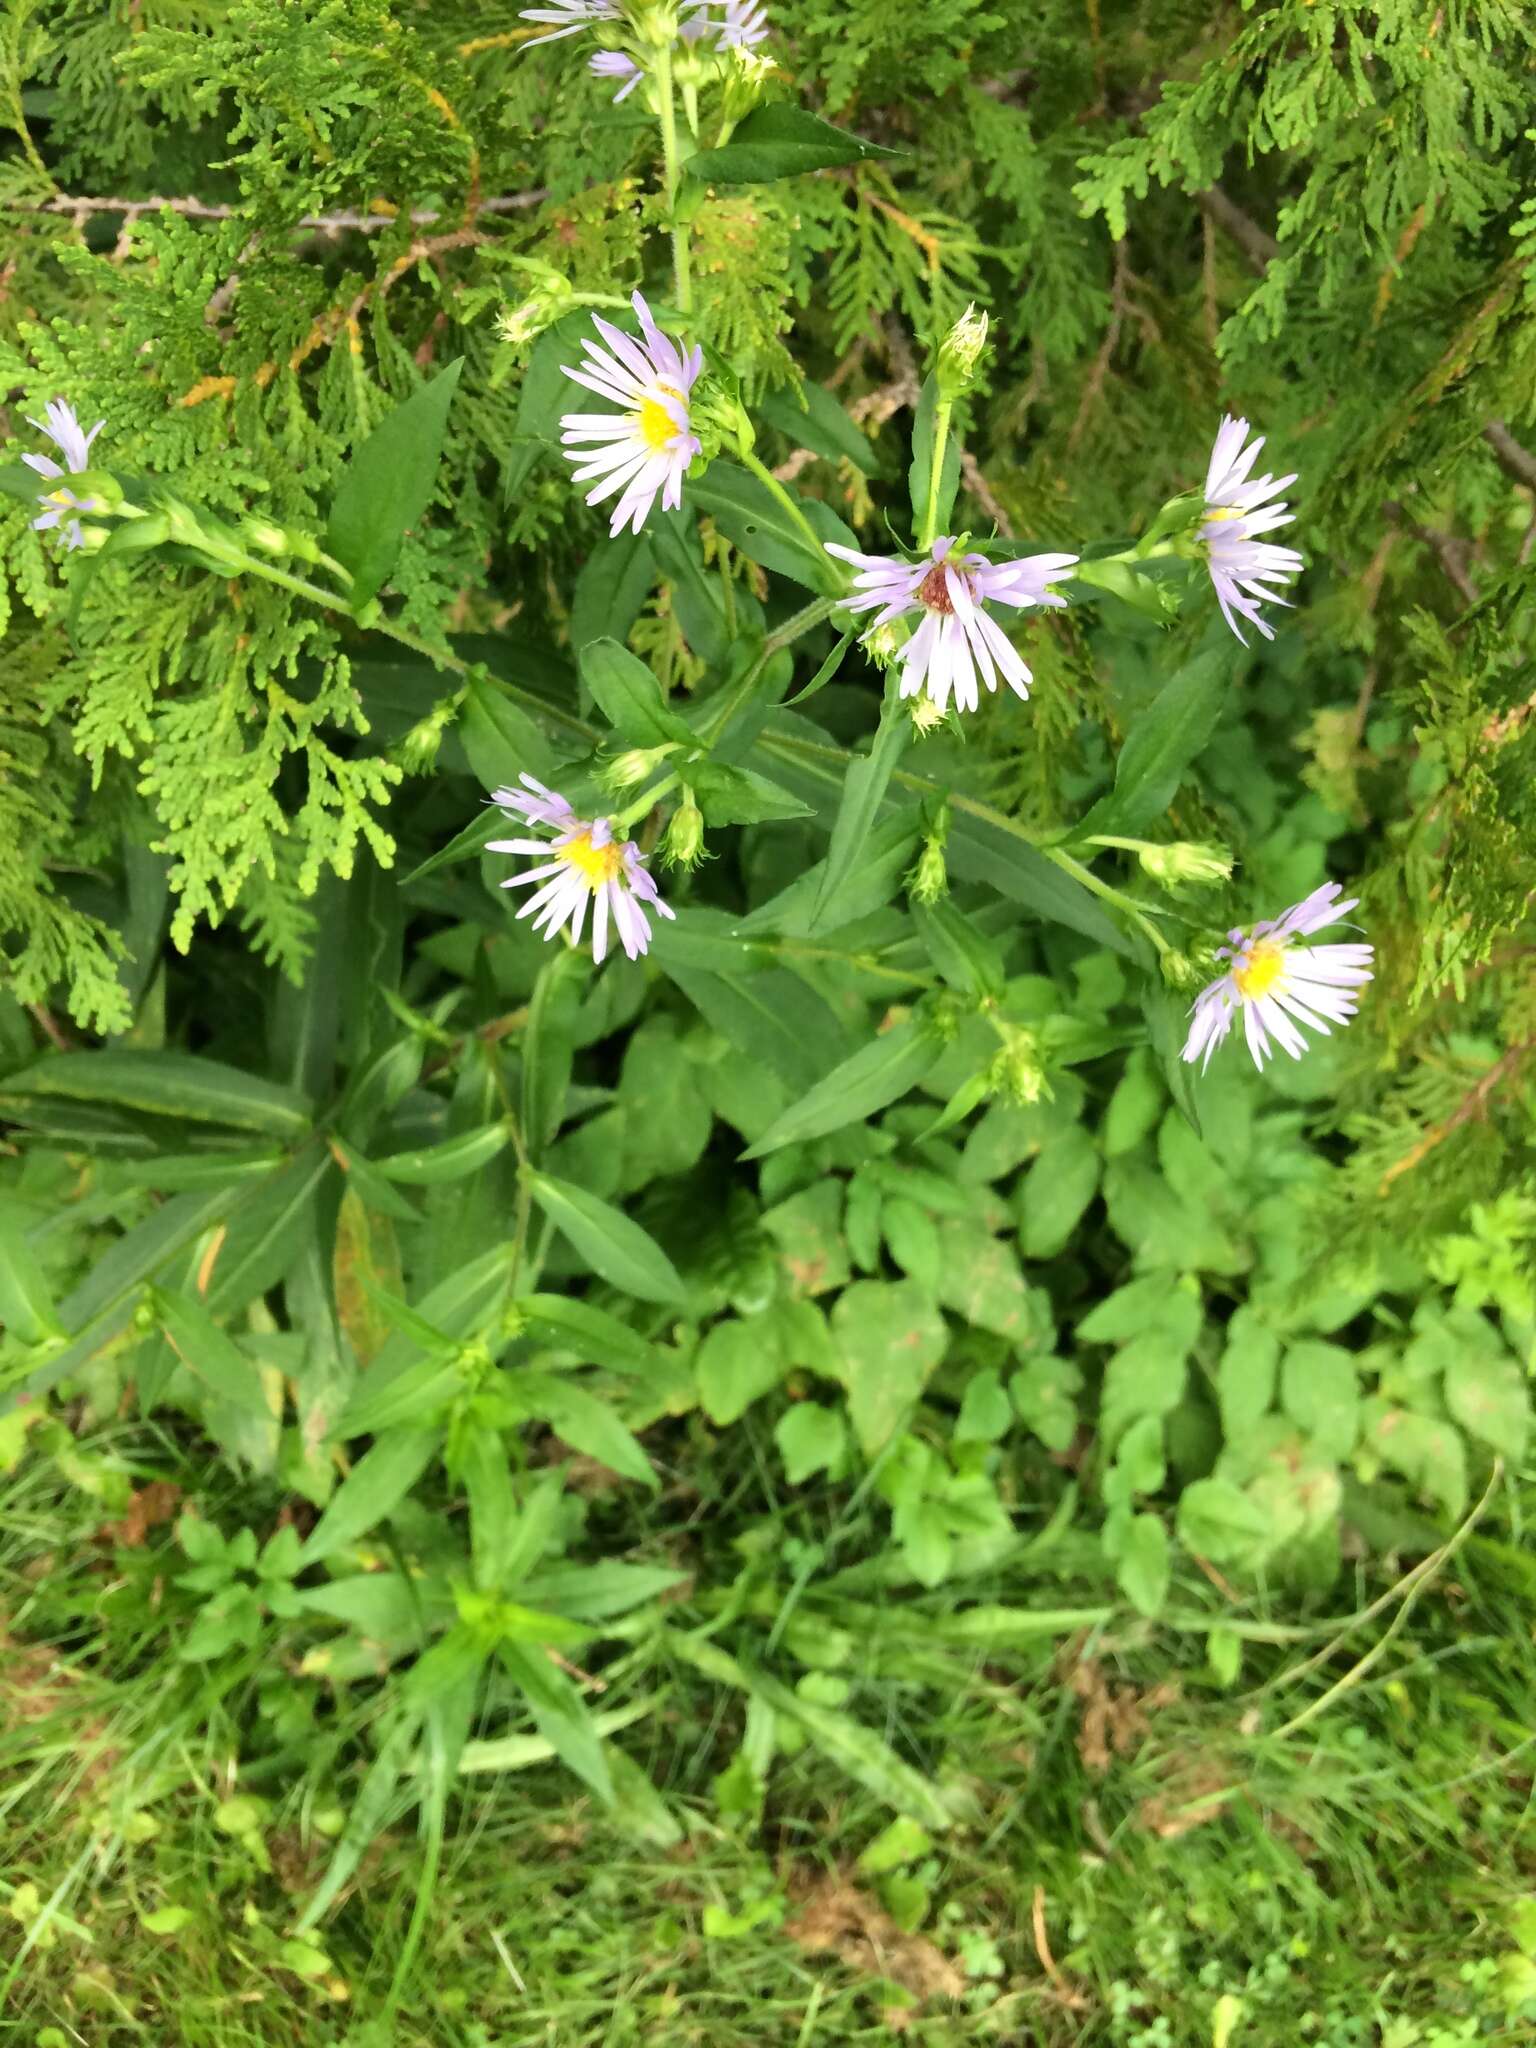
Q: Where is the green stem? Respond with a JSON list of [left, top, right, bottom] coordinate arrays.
[[615, 770, 680, 832], [740, 448, 833, 562], [229, 550, 599, 742], [701, 594, 840, 745], [654, 42, 692, 315], [758, 728, 1172, 955], [918, 397, 954, 553], [1044, 845, 1173, 955]]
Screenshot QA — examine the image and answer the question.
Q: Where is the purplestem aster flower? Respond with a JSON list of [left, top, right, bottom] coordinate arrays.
[[23, 398, 106, 551], [1181, 882, 1374, 1074], [488, 775, 675, 965], [589, 48, 643, 98], [559, 292, 703, 537], [1201, 415, 1304, 644], [519, 0, 619, 45], [825, 536, 1078, 716]]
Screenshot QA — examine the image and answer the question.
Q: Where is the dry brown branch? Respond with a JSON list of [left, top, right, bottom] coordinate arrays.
[[1383, 500, 1478, 604], [8, 191, 546, 232], [1378, 1041, 1535, 1193], [1194, 186, 1280, 274], [1483, 420, 1536, 494]]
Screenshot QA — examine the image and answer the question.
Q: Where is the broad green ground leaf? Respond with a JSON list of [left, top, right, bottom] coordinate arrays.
[[326, 358, 462, 606], [1176, 1477, 1273, 1568], [1115, 1512, 1170, 1617], [776, 1400, 847, 1483], [1018, 1130, 1101, 1260], [1100, 1332, 1188, 1451], [831, 1280, 948, 1454], [1443, 1345, 1530, 1457], [528, 1173, 685, 1304], [1219, 1308, 1280, 1438], [696, 1316, 789, 1426], [1281, 1339, 1360, 1460]]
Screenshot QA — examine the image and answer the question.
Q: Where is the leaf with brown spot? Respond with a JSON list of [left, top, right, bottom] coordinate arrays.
[[332, 1187, 403, 1369]]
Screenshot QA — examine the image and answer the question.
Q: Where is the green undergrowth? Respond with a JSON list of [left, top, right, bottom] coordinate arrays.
[[4, 1427, 1535, 2046]]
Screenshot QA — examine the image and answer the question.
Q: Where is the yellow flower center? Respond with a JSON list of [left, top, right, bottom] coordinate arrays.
[[1233, 938, 1286, 1001], [559, 829, 626, 890], [635, 384, 684, 452]]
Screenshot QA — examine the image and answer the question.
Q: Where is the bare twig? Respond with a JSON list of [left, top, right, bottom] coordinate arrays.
[[1194, 186, 1280, 274], [1066, 239, 1128, 457], [7, 191, 547, 232], [1382, 500, 1478, 604], [961, 449, 1014, 537], [1483, 420, 1536, 494], [1378, 1042, 1534, 1192]]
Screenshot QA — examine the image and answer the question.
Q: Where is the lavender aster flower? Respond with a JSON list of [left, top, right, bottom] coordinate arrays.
[[701, 0, 772, 48], [589, 48, 643, 98], [825, 537, 1078, 716], [1201, 415, 1304, 644], [559, 292, 703, 537], [23, 398, 106, 551], [488, 775, 675, 965], [1181, 883, 1374, 1074], [519, 0, 619, 45]]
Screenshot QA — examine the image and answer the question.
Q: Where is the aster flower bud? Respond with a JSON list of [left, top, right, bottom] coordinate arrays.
[[497, 271, 577, 351], [1159, 949, 1207, 992], [396, 695, 461, 774], [987, 1025, 1049, 1108], [601, 742, 679, 793], [1136, 841, 1233, 887], [662, 788, 706, 869], [907, 835, 948, 906], [720, 45, 774, 121], [935, 303, 991, 398]]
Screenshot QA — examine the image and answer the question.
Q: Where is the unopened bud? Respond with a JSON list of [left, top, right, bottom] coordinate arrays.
[[907, 835, 948, 906], [240, 518, 289, 557], [602, 743, 678, 794], [396, 696, 459, 774], [936, 303, 990, 398], [1159, 949, 1206, 991], [860, 619, 906, 671], [699, 390, 754, 461], [662, 789, 705, 869], [495, 270, 576, 351], [987, 1026, 1049, 1108], [1137, 841, 1232, 887], [720, 47, 774, 121], [908, 693, 945, 735]]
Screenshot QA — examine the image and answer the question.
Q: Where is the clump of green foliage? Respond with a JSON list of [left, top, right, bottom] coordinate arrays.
[[1, 0, 1534, 2034]]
